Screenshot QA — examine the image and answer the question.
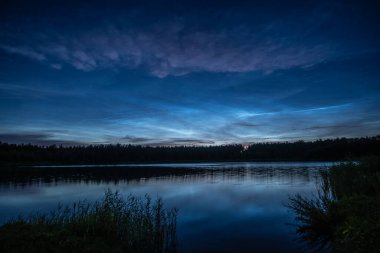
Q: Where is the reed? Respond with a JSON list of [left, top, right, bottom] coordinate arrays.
[[287, 156, 380, 252], [0, 190, 178, 253]]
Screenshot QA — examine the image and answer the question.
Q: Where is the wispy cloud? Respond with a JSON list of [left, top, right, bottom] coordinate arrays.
[[303, 124, 361, 131], [3, 0, 374, 78], [118, 135, 214, 146], [0, 20, 338, 77], [236, 123, 259, 127], [236, 103, 353, 119], [0, 44, 46, 61], [0, 82, 84, 98]]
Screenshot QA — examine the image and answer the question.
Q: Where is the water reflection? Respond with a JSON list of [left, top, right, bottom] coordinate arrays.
[[0, 162, 330, 253]]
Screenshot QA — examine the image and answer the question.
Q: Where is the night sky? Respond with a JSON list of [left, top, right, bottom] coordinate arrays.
[[0, 0, 379, 146]]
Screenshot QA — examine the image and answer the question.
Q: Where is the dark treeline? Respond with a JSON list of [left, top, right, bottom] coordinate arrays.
[[1, 136, 380, 165]]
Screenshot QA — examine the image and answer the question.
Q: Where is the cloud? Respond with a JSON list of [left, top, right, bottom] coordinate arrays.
[[51, 63, 63, 70], [0, 82, 81, 98], [0, 20, 338, 77], [0, 133, 84, 146], [303, 124, 361, 131], [0, 44, 46, 61], [120, 135, 214, 146], [236, 123, 259, 127], [121, 136, 153, 143]]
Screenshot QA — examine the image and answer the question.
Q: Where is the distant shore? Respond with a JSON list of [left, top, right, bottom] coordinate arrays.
[[1, 136, 379, 166]]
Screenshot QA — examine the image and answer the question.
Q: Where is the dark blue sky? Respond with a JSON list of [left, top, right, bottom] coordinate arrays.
[[0, 0, 379, 145]]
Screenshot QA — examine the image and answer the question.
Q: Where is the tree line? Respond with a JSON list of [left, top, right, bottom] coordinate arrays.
[[1, 136, 379, 165]]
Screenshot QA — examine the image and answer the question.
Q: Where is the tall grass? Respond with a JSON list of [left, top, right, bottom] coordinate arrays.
[[287, 156, 380, 252], [0, 190, 178, 253]]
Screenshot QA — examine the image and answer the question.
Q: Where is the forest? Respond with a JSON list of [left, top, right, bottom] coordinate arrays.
[[1, 136, 379, 165]]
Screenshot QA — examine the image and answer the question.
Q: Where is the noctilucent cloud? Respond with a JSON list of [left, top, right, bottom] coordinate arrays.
[[0, 0, 379, 146]]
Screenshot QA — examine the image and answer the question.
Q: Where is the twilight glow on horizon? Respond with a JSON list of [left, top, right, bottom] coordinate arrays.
[[0, 0, 379, 146]]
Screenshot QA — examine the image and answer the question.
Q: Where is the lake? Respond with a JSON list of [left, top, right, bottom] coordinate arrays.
[[0, 162, 335, 252]]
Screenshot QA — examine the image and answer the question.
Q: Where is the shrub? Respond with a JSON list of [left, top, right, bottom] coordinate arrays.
[[288, 157, 380, 252]]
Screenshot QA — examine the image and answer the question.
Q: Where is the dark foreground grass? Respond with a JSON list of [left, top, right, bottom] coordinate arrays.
[[288, 156, 380, 252], [0, 190, 178, 253]]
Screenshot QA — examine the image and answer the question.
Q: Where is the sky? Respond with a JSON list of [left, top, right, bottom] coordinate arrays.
[[0, 0, 379, 146]]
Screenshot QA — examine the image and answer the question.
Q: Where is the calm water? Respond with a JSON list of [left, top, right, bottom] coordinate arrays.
[[0, 162, 335, 252]]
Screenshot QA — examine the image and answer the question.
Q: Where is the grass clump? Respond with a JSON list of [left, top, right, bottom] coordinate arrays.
[[288, 156, 380, 252], [0, 190, 178, 253]]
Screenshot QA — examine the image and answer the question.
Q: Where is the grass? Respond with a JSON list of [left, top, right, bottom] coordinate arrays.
[[287, 156, 380, 252], [0, 190, 178, 253]]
